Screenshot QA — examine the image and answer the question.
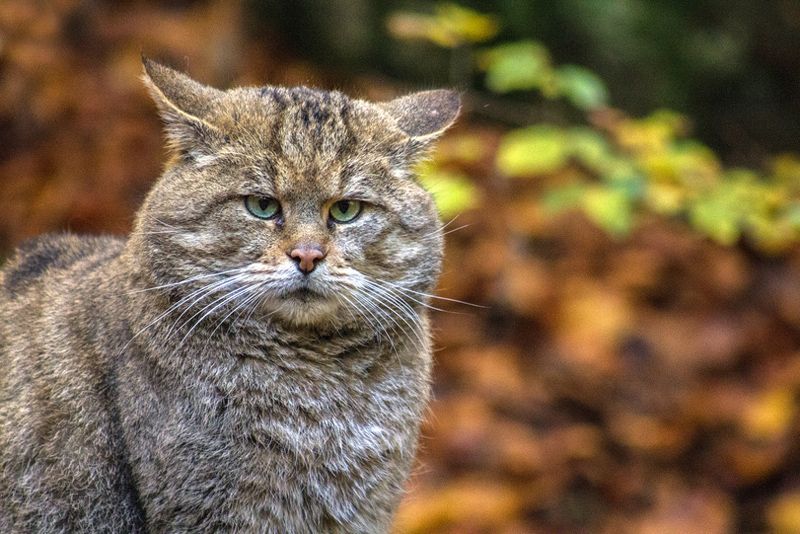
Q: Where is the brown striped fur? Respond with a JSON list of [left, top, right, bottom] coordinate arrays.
[[0, 58, 459, 532]]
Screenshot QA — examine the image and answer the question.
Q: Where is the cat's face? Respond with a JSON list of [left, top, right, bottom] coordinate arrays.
[[132, 60, 459, 328]]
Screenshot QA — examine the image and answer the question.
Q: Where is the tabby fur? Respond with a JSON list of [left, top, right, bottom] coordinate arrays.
[[0, 58, 459, 532]]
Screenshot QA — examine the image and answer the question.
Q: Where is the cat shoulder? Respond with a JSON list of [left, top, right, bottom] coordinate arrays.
[[2, 233, 124, 296]]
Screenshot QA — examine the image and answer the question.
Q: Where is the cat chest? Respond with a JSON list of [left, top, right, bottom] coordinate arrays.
[[135, 397, 412, 530], [203, 392, 413, 528], [220, 384, 412, 471], [131, 350, 426, 529]]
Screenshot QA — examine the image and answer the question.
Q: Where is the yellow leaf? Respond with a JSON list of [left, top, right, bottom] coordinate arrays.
[[386, 3, 499, 48], [416, 163, 478, 218], [768, 492, 800, 534], [496, 125, 568, 177], [742, 388, 795, 441], [646, 182, 685, 214], [435, 3, 500, 44]]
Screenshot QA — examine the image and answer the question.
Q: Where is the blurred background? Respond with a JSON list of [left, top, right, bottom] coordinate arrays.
[[2, 1, 800, 532]]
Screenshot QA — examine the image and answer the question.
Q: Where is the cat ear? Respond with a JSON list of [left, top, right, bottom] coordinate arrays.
[[381, 89, 461, 140], [141, 56, 224, 154]]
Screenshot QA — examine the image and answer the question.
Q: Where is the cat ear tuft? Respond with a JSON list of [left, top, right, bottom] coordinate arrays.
[[141, 56, 224, 154], [381, 89, 461, 140]]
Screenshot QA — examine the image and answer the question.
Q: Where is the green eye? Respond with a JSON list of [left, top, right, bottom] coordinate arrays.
[[329, 199, 363, 223], [244, 195, 281, 220]]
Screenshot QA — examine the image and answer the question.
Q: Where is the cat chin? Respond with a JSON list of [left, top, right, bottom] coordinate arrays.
[[260, 294, 343, 327]]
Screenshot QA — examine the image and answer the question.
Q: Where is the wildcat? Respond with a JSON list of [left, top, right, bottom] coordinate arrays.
[[0, 57, 459, 532]]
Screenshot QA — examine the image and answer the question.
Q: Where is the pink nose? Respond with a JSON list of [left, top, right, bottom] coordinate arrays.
[[289, 245, 326, 274]]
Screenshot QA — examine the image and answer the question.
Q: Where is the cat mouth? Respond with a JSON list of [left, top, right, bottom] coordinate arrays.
[[286, 287, 316, 302], [280, 279, 330, 302], [268, 284, 341, 324]]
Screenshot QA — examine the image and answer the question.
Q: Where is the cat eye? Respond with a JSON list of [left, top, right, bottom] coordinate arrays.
[[244, 195, 281, 220], [329, 200, 363, 223]]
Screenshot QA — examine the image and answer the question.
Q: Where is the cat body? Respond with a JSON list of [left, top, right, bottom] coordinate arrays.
[[0, 59, 459, 532]]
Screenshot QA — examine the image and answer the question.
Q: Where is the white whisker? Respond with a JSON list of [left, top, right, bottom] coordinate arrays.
[[419, 214, 462, 240], [118, 273, 248, 354], [349, 289, 396, 356], [436, 223, 471, 238], [210, 280, 271, 338], [174, 278, 256, 346], [362, 278, 449, 314], [375, 278, 486, 308], [156, 275, 252, 342], [128, 266, 250, 294], [358, 282, 426, 351]]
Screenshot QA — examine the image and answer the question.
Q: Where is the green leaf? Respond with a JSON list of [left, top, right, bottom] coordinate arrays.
[[480, 41, 552, 93], [689, 193, 741, 245], [567, 128, 617, 173], [542, 184, 586, 212], [417, 165, 478, 218], [556, 65, 609, 110], [787, 203, 800, 229], [496, 125, 569, 177], [582, 187, 634, 236]]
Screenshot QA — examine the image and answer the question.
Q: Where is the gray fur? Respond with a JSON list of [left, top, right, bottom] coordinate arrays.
[[0, 59, 459, 532]]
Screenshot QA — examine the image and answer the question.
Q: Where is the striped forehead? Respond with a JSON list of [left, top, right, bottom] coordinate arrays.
[[215, 87, 403, 203], [271, 160, 345, 203], [256, 86, 357, 158]]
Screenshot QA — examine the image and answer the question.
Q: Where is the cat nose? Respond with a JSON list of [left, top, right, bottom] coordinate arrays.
[[288, 245, 327, 274]]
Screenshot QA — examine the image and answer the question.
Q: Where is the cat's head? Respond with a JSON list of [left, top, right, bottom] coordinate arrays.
[[131, 58, 459, 328]]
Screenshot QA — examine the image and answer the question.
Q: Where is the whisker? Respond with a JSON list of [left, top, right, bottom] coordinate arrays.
[[357, 299, 402, 366], [211, 280, 271, 338], [419, 214, 462, 240], [332, 290, 363, 328], [437, 223, 472, 238], [160, 274, 252, 340], [118, 273, 248, 354], [362, 278, 450, 314], [349, 289, 396, 355], [175, 280, 257, 346], [225, 283, 267, 334], [137, 230, 183, 236], [149, 217, 181, 230], [128, 266, 250, 294], [376, 278, 486, 308], [358, 283, 426, 351], [358, 286, 407, 335]]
